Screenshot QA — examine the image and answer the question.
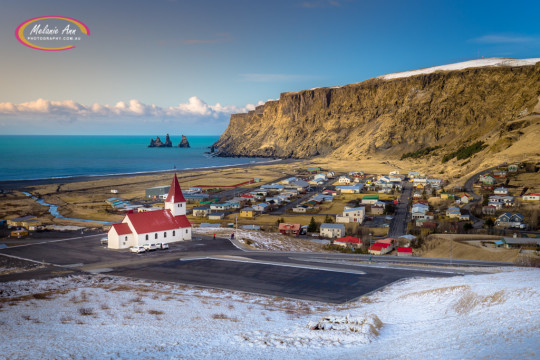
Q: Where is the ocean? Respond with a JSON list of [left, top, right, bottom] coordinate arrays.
[[0, 135, 264, 181]]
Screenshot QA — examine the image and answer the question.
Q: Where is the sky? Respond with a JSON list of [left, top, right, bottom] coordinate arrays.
[[1, 0, 539, 135]]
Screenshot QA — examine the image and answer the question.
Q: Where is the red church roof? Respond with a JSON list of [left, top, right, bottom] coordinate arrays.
[[112, 223, 132, 235], [165, 173, 186, 203], [126, 209, 190, 234], [335, 236, 362, 244]]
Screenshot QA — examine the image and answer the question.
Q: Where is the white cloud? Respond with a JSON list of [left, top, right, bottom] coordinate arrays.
[[0, 96, 260, 119], [471, 35, 537, 44]]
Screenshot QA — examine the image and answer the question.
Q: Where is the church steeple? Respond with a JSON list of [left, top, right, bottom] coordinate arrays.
[[164, 173, 186, 216]]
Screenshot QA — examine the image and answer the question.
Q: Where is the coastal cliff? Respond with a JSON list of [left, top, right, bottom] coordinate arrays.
[[214, 60, 540, 161]]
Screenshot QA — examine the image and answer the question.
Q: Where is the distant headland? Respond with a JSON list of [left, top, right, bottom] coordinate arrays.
[[148, 134, 190, 148]]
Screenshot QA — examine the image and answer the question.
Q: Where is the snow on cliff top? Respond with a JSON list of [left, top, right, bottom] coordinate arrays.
[[378, 57, 540, 80]]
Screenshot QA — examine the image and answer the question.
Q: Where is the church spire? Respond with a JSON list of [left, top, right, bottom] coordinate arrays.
[[165, 173, 186, 203]]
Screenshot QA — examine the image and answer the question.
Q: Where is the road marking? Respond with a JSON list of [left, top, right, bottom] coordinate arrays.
[[179, 256, 367, 275], [0, 252, 52, 265]]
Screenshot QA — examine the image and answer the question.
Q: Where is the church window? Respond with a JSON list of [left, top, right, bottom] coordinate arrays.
[[164, 232, 167, 238], [155, 233, 158, 239], [146, 234, 148, 240]]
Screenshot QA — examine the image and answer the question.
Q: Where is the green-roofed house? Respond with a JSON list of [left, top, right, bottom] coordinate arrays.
[[361, 194, 379, 205]]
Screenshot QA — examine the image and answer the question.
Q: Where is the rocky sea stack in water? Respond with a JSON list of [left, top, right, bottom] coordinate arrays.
[[148, 134, 173, 147], [178, 135, 190, 148]]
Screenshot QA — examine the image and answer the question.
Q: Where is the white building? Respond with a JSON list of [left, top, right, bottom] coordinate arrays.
[[107, 174, 192, 249], [336, 206, 365, 224], [320, 223, 346, 238]]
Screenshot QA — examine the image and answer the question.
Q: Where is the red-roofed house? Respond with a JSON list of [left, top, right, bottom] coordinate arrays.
[[278, 223, 301, 236], [107, 174, 192, 249], [397, 247, 413, 256], [368, 242, 392, 255], [334, 236, 362, 249]]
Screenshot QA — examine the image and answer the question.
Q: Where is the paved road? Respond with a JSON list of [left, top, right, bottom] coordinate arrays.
[[388, 182, 413, 237], [463, 166, 498, 229], [0, 234, 514, 303]]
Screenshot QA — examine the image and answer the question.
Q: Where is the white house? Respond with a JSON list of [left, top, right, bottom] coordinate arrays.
[[494, 187, 509, 195], [107, 174, 192, 249], [320, 223, 346, 238], [338, 176, 352, 184], [523, 194, 540, 201], [336, 206, 365, 224]]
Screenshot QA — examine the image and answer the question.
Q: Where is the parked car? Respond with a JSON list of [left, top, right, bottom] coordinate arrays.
[[130, 246, 146, 254], [156, 243, 169, 250], [143, 243, 157, 251]]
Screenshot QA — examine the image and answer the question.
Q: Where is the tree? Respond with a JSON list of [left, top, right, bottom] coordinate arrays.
[[384, 203, 395, 215], [307, 217, 318, 233], [463, 222, 473, 233], [276, 217, 285, 226], [324, 215, 334, 223]]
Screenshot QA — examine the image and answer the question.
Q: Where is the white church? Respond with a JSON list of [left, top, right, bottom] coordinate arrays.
[[107, 173, 192, 249]]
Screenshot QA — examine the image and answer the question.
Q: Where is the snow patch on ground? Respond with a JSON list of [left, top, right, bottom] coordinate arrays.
[[193, 228, 326, 252], [378, 57, 540, 80], [0, 269, 538, 359]]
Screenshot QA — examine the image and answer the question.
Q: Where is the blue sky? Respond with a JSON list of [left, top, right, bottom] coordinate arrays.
[[1, 0, 539, 135]]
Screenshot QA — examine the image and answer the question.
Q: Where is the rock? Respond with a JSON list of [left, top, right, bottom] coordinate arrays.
[[148, 134, 173, 147], [178, 135, 190, 148]]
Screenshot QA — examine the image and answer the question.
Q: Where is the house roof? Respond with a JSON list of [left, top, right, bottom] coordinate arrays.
[[397, 247, 413, 253], [112, 223, 132, 235], [335, 236, 362, 244], [278, 223, 301, 231], [376, 238, 394, 244], [126, 210, 191, 234], [320, 223, 345, 230], [165, 173, 186, 203], [368, 244, 385, 251], [363, 195, 379, 200], [241, 207, 255, 211]]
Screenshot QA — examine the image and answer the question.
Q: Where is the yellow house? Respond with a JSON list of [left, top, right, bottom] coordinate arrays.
[[415, 184, 424, 190], [240, 207, 256, 218]]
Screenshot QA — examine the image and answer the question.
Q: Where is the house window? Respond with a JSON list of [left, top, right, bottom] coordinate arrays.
[[164, 232, 167, 238], [186, 229, 188, 234], [173, 231, 175, 236], [145, 234, 148, 240], [125, 236, 128, 240], [155, 233, 158, 239]]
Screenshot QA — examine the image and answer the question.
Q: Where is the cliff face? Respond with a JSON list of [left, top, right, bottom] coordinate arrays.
[[214, 63, 540, 159]]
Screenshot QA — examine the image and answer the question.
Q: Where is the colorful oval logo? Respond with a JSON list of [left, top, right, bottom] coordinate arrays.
[[15, 16, 90, 51]]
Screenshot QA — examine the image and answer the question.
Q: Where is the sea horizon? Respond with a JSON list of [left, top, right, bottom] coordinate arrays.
[[0, 135, 268, 182]]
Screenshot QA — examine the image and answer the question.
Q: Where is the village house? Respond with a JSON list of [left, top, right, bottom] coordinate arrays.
[[320, 223, 346, 238], [334, 236, 362, 249], [446, 206, 461, 218], [368, 242, 392, 255], [240, 207, 256, 218], [522, 193, 540, 201], [192, 206, 210, 217], [457, 193, 472, 204], [508, 164, 518, 172], [278, 223, 301, 236], [145, 185, 170, 199], [361, 194, 379, 205], [107, 174, 192, 249], [370, 201, 385, 215], [493, 170, 507, 178], [208, 213, 225, 220], [314, 173, 327, 181], [210, 203, 232, 212], [336, 184, 363, 194], [494, 187, 509, 195], [496, 213, 525, 229], [397, 247, 413, 256], [439, 192, 453, 200], [252, 203, 269, 213], [338, 176, 352, 184], [336, 206, 365, 224], [482, 205, 497, 215], [292, 205, 309, 213]]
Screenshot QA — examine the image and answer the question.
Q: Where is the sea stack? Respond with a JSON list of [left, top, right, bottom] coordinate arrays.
[[178, 135, 190, 148], [148, 134, 173, 147]]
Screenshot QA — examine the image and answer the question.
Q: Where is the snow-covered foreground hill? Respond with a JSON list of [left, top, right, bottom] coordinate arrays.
[[0, 268, 538, 359]]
